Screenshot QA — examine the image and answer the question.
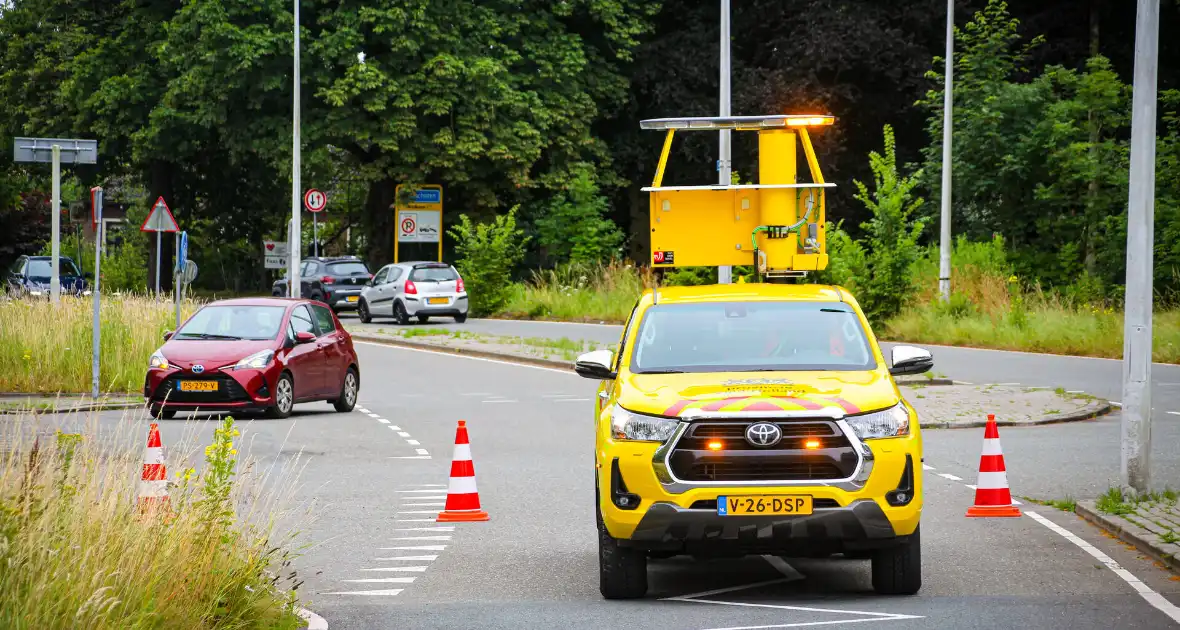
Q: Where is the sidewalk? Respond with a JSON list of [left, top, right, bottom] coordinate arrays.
[[347, 325, 1110, 429], [1079, 493, 1180, 574]]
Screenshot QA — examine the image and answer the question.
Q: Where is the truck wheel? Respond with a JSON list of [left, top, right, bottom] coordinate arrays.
[[597, 499, 647, 599], [871, 525, 921, 595]]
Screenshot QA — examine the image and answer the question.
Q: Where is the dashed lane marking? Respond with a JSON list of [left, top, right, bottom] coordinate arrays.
[[395, 527, 454, 532], [396, 431, 412, 437], [359, 566, 431, 573], [397, 489, 447, 493], [415, 448, 430, 455], [406, 439, 421, 445], [397, 518, 439, 522], [399, 510, 442, 515], [377, 418, 390, 424], [921, 464, 935, 471], [375, 555, 439, 561], [381, 545, 448, 551], [1167, 411, 1180, 417], [321, 589, 404, 596], [342, 577, 417, 584], [1028, 510, 1180, 624], [937, 473, 963, 481], [392, 536, 452, 541], [390, 456, 432, 460], [482, 399, 518, 404]]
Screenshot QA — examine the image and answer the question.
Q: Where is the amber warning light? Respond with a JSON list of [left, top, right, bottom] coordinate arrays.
[[804, 439, 821, 450], [707, 441, 724, 451]]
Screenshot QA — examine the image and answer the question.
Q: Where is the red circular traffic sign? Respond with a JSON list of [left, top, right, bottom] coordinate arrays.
[[400, 216, 416, 235], [304, 189, 327, 213]]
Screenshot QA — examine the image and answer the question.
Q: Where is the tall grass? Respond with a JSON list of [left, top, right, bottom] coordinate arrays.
[[0, 409, 306, 629], [499, 261, 650, 323], [0, 295, 198, 394]]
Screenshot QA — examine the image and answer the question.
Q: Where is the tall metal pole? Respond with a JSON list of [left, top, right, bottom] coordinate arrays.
[[154, 231, 161, 297], [289, 0, 303, 298], [718, 0, 733, 285], [91, 187, 102, 399], [174, 232, 181, 329], [51, 144, 61, 304], [1121, 0, 1160, 494], [938, 0, 954, 302]]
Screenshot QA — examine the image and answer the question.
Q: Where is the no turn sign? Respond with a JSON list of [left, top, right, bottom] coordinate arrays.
[[304, 189, 327, 213]]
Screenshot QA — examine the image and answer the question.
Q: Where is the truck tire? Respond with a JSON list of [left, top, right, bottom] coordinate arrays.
[[871, 524, 921, 595], [597, 499, 648, 599]]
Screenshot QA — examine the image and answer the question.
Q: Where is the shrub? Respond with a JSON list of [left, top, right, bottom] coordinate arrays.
[[534, 165, 624, 266], [449, 207, 529, 317]]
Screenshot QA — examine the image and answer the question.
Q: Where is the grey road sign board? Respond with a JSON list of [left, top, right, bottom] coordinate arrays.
[[13, 138, 98, 164]]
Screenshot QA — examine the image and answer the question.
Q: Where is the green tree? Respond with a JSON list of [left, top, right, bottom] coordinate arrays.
[[534, 164, 624, 265]]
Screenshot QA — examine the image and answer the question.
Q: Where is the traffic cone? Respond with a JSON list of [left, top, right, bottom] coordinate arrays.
[[138, 422, 169, 512], [966, 414, 1022, 518], [437, 420, 489, 522]]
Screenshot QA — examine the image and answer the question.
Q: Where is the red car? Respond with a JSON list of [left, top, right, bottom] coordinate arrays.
[[143, 297, 360, 419]]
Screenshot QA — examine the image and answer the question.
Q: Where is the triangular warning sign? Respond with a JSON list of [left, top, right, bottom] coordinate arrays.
[[140, 197, 179, 233]]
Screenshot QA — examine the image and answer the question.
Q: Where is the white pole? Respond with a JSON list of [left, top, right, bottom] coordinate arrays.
[[175, 232, 181, 329], [91, 188, 102, 399], [718, 0, 733, 285], [51, 144, 61, 304], [313, 212, 318, 257], [155, 230, 161, 297], [289, 0, 302, 298], [1121, 0, 1160, 494], [938, 0, 954, 302]]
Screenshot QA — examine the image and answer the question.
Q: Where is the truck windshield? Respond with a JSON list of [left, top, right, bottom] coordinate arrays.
[[629, 301, 876, 373]]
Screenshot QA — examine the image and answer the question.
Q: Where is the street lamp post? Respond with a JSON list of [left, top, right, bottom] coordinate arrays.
[[289, 0, 302, 298], [1121, 0, 1160, 494], [938, 0, 954, 302], [718, 0, 733, 285]]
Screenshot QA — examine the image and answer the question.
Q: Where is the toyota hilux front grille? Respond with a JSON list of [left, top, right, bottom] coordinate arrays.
[[668, 420, 858, 482]]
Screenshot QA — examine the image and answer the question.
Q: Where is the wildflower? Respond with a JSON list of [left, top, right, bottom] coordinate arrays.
[[1007, 275, 1018, 284], [232, 429, 241, 437], [230, 449, 238, 455]]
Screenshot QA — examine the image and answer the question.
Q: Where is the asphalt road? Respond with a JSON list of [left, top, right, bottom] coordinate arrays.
[[24, 328, 1180, 629]]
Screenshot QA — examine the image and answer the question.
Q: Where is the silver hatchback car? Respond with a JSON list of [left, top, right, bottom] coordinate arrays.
[[358, 261, 469, 324]]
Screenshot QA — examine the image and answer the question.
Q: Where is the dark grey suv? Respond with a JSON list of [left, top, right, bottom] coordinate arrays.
[[271, 256, 372, 312]]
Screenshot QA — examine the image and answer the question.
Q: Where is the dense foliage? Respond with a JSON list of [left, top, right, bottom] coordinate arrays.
[[2, 0, 1180, 302]]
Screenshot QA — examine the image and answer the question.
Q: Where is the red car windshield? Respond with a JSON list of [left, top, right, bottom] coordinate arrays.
[[176, 305, 287, 341]]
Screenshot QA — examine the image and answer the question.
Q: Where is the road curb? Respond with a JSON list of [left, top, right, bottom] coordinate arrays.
[[350, 332, 572, 371], [1076, 500, 1180, 575], [918, 399, 1112, 430], [0, 395, 142, 415], [296, 606, 328, 630]]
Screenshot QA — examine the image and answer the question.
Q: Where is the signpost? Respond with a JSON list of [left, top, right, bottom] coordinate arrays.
[[394, 185, 443, 263], [175, 231, 189, 329], [91, 187, 103, 399], [140, 197, 179, 297], [13, 137, 98, 304], [304, 188, 326, 257]]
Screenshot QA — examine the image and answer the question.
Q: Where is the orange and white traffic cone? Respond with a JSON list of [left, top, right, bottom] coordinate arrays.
[[966, 414, 1021, 518], [437, 420, 488, 522], [138, 422, 169, 512]]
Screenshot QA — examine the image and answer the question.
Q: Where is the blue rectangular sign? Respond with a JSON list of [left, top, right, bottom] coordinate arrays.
[[414, 189, 441, 204]]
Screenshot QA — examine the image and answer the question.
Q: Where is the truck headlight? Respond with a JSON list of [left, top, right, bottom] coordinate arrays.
[[845, 403, 910, 440], [149, 350, 170, 371], [233, 350, 274, 370], [611, 404, 679, 442]]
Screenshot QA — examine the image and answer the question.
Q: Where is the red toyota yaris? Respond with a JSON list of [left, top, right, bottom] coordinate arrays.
[[143, 297, 360, 419]]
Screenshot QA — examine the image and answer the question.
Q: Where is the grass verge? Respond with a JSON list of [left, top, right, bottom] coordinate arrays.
[[0, 409, 306, 629], [0, 295, 198, 394]]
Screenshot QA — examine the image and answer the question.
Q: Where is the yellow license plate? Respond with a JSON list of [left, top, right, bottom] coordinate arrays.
[[178, 381, 218, 392], [427, 297, 448, 305], [346, 295, 359, 302], [718, 495, 813, 516]]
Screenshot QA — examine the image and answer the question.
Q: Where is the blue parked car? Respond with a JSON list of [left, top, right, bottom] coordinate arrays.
[[5, 255, 91, 298]]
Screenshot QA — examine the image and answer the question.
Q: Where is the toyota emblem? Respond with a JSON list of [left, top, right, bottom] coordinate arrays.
[[745, 422, 782, 447], [191, 364, 205, 374]]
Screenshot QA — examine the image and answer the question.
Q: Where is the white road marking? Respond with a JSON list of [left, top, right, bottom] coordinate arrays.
[[397, 489, 447, 493], [965, 484, 976, 489], [397, 431, 411, 437], [406, 439, 421, 445], [388, 425, 403, 430], [663, 578, 793, 601], [390, 455, 432, 460], [374, 555, 439, 561], [1167, 411, 1180, 416], [1027, 510, 1180, 624], [322, 589, 403, 596], [404, 495, 446, 500], [396, 518, 439, 522], [356, 406, 369, 412], [391, 536, 452, 541], [415, 448, 430, 455], [394, 527, 454, 531], [356, 341, 577, 375], [381, 545, 447, 551], [398, 510, 441, 515], [366, 412, 381, 418], [762, 556, 805, 581], [360, 566, 430, 572], [461, 392, 494, 396], [482, 399, 517, 404], [921, 464, 935, 471], [402, 502, 445, 508], [937, 473, 963, 481], [342, 577, 417, 584], [377, 418, 390, 424]]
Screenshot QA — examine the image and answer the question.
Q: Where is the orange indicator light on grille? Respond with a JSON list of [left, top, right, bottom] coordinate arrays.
[[804, 439, 821, 450], [707, 441, 724, 451]]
